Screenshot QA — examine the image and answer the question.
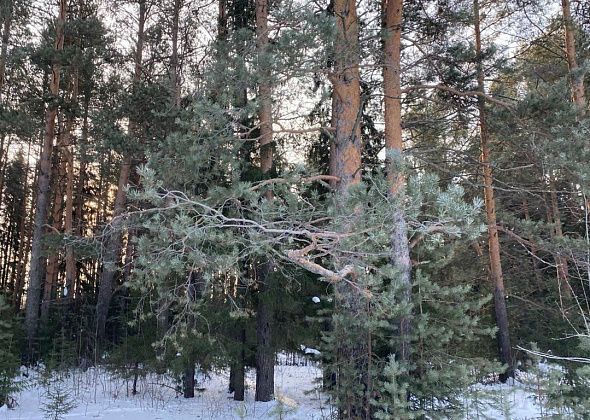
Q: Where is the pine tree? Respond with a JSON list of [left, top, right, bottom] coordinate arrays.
[[25, 0, 66, 359], [0, 295, 19, 408]]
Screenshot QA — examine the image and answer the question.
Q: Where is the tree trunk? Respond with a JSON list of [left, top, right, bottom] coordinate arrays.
[[183, 363, 195, 398], [183, 271, 204, 398], [253, 0, 275, 403], [522, 199, 543, 284], [73, 97, 89, 300], [95, 158, 131, 340], [0, 0, 12, 101], [331, 0, 362, 194], [41, 142, 67, 321], [64, 71, 79, 303], [12, 145, 31, 309], [329, 0, 369, 417], [549, 178, 572, 305], [382, 0, 412, 364], [230, 327, 246, 401], [474, 0, 513, 382], [0, 136, 6, 208], [255, 263, 274, 402], [218, 0, 227, 40], [170, 0, 182, 108], [25, 0, 66, 355], [562, 0, 586, 110], [95, 0, 146, 342]]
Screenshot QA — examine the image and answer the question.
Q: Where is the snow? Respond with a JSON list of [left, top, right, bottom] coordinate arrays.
[[299, 345, 321, 356], [0, 361, 574, 419], [1, 361, 331, 420], [463, 366, 573, 419]]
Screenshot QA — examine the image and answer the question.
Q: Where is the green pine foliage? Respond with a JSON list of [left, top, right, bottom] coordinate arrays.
[[314, 172, 500, 418], [40, 378, 77, 420], [0, 295, 20, 408]]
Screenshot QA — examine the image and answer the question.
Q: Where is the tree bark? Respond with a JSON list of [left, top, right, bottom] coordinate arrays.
[[522, 199, 543, 284], [183, 363, 195, 398], [12, 145, 31, 310], [254, 0, 275, 402], [474, 0, 513, 382], [382, 0, 412, 364], [25, 0, 66, 355], [329, 0, 370, 417], [0, 0, 12, 101], [64, 70, 79, 303], [561, 0, 586, 110], [230, 327, 246, 401], [41, 139, 67, 321], [73, 95, 89, 300], [95, 158, 131, 340], [255, 263, 274, 402], [95, 0, 146, 342], [331, 0, 362, 195], [170, 0, 182, 108], [549, 178, 571, 305]]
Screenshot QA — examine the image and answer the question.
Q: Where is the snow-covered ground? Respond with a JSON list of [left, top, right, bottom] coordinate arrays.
[[0, 361, 574, 419], [0, 361, 332, 420]]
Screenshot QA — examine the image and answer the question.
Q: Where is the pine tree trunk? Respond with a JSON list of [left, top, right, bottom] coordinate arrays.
[[183, 271, 204, 398], [183, 363, 195, 398], [230, 326, 246, 401], [559, 0, 584, 307], [0, 136, 6, 207], [95, 157, 131, 340], [41, 144, 67, 321], [549, 178, 572, 305], [522, 200, 543, 284], [218, 0, 227, 40], [170, 0, 182, 108], [562, 0, 586, 109], [25, 0, 66, 355], [0, 0, 12, 213], [64, 148, 74, 294], [14, 147, 33, 310], [382, 0, 412, 364], [474, 0, 513, 382], [0, 0, 12, 101], [11, 146, 30, 309], [72, 161, 85, 299], [329, 0, 370, 417], [95, 0, 146, 342], [254, 0, 275, 402], [331, 0, 362, 194], [73, 96, 89, 300], [64, 71, 79, 303], [2, 213, 13, 288], [255, 263, 274, 402]]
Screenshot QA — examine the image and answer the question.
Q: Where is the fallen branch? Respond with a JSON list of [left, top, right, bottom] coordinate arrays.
[[286, 241, 354, 283], [251, 175, 340, 192], [516, 345, 590, 364]]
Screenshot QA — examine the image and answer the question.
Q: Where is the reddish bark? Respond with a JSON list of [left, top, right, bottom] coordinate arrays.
[[474, 0, 513, 381]]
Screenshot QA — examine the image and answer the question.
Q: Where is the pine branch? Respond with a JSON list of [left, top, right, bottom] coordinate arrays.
[[400, 84, 515, 109]]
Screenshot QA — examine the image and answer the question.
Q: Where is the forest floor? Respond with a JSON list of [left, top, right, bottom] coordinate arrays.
[[0, 358, 570, 419]]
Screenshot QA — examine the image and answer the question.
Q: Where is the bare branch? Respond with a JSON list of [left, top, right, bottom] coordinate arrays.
[[401, 84, 515, 109], [250, 175, 340, 191]]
